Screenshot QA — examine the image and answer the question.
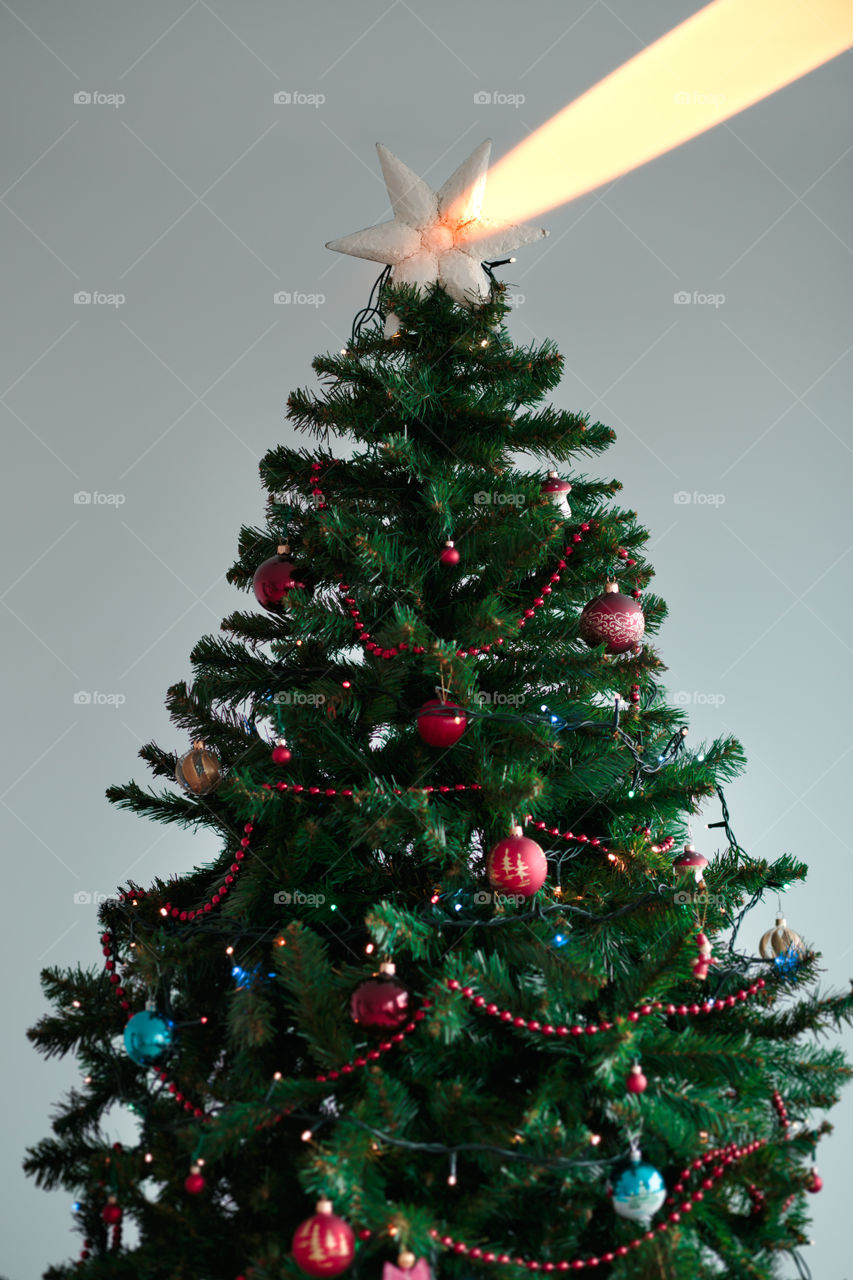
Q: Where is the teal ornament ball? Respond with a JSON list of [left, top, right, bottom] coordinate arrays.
[[123, 1010, 173, 1066], [612, 1159, 667, 1224]]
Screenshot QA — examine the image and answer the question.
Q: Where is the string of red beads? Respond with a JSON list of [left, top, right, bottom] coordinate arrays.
[[158, 821, 255, 922], [425, 1139, 766, 1270], [313, 1002, 431, 1083], [771, 1089, 791, 1137], [446, 976, 766, 1036]]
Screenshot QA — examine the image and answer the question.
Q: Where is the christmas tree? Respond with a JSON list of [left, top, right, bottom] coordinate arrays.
[[26, 142, 853, 1280]]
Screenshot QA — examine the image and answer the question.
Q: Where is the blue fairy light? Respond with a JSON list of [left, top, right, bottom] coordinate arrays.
[[552, 933, 568, 948]]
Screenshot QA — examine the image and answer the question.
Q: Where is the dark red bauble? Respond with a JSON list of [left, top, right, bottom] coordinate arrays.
[[806, 1169, 823, 1193], [579, 582, 645, 655], [486, 829, 548, 897], [253, 545, 309, 610], [350, 962, 410, 1030], [271, 741, 292, 765], [416, 698, 467, 747], [439, 541, 460, 565], [184, 1172, 206, 1195], [292, 1198, 355, 1277], [102, 1203, 122, 1225], [626, 1064, 648, 1094]]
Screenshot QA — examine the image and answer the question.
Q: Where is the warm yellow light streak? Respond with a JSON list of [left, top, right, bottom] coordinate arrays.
[[469, 0, 852, 232]]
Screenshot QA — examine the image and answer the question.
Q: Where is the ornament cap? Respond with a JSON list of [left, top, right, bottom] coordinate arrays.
[[378, 961, 397, 976], [192, 739, 204, 750], [277, 543, 290, 556], [316, 1197, 333, 1215], [510, 823, 523, 837], [604, 581, 619, 593]]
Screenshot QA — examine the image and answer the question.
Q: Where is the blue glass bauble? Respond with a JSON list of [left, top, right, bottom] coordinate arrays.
[[123, 1010, 173, 1066], [612, 1160, 667, 1224]]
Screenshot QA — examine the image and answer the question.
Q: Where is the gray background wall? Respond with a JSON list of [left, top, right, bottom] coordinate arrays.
[[2, 2, 851, 1277]]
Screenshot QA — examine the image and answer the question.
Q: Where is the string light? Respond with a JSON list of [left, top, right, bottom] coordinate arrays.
[[144, 1153, 153, 1164], [365, 943, 375, 954], [273, 1072, 283, 1082], [301, 1130, 313, 1142], [447, 1152, 458, 1186], [589, 1134, 602, 1146], [225, 946, 234, 956]]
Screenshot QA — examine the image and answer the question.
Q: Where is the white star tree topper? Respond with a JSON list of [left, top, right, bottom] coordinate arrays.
[[326, 141, 548, 329]]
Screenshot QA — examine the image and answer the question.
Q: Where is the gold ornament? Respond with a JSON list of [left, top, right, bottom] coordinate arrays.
[[759, 915, 804, 960], [175, 740, 222, 796]]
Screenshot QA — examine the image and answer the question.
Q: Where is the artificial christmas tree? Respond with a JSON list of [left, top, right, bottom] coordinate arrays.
[[25, 142, 853, 1280]]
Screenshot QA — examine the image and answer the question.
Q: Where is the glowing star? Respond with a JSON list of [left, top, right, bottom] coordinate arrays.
[[326, 141, 548, 331]]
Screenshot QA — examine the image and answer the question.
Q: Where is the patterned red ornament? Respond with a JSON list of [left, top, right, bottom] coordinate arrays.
[[350, 961, 410, 1030], [579, 582, 645, 655], [253, 544, 308, 610], [439, 540, 460, 565], [416, 698, 467, 747], [292, 1198, 355, 1277], [486, 827, 548, 897], [271, 740, 292, 765]]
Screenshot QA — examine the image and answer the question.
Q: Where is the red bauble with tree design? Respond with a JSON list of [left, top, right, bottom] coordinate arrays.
[[350, 961, 410, 1030], [486, 827, 548, 897], [416, 698, 467, 747], [292, 1198, 355, 1277], [579, 582, 645, 655], [253, 544, 309, 610]]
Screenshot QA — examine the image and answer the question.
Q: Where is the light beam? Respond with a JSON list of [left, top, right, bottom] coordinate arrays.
[[464, 0, 853, 234]]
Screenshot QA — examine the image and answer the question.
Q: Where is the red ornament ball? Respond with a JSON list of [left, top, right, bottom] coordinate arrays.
[[102, 1202, 122, 1225], [626, 1063, 648, 1094], [416, 698, 467, 748], [579, 582, 645, 655], [487, 829, 547, 897], [806, 1168, 823, 1194], [184, 1170, 206, 1195], [292, 1198, 355, 1277], [271, 741, 292, 765], [440, 540, 460, 565], [253, 545, 308, 610], [350, 962, 410, 1030]]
